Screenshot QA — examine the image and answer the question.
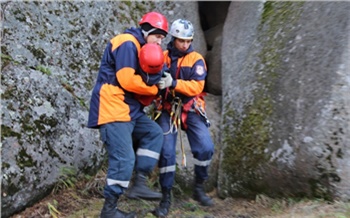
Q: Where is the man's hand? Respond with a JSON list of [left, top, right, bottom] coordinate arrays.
[[158, 72, 173, 89]]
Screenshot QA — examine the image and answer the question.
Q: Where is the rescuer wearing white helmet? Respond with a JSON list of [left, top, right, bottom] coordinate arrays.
[[154, 19, 215, 217]]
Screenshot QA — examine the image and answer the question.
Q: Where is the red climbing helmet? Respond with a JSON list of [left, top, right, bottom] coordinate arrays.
[[139, 43, 164, 74], [139, 12, 168, 33]]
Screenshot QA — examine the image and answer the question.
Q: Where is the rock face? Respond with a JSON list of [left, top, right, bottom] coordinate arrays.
[[1, 1, 206, 217], [219, 1, 350, 201], [1, 64, 105, 217], [2, 1, 350, 217]]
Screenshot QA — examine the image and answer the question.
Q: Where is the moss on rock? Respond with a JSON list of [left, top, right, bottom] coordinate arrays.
[[221, 1, 305, 196]]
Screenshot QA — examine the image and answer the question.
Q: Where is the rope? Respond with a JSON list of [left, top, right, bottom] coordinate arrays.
[[163, 97, 182, 135], [179, 125, 186, 167], [162, 96, 187, 167]]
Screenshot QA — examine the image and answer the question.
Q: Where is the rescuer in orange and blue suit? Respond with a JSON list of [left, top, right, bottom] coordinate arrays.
[[87, 12, 168, 218], [153, 19, 215, 217]]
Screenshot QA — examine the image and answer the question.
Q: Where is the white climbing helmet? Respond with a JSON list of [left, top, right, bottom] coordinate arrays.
[[169, 19, 194, 40]]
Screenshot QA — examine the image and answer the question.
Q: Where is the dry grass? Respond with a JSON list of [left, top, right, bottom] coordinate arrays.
[[11, 169, 350, 218]]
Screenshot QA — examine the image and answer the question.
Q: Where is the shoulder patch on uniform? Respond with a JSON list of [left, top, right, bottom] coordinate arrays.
[[196, 65, 204, 76]]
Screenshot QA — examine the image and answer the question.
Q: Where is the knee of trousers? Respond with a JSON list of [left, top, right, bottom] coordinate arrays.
[[152, 121, 163, 135], [193, 144, 214, 160], [203, 145, 214, 158]]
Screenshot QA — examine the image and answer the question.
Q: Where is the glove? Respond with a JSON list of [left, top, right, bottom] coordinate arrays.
[[158, 72, 173, 90]]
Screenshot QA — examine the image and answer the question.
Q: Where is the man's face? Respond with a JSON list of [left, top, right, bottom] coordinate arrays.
[[174, 38, 192, 52], [146, 34, 166, 45]]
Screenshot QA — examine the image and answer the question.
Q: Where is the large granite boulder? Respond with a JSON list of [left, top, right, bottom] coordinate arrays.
[[1, 1, 206, 217], [219, 1, 350, 201]]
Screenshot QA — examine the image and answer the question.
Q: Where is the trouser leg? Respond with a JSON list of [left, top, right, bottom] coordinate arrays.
[[99, 122, 137, 217], [157, 111, 177, 190], [126, 114, 164, 200], [186, 112, 214, 206], [153, 111, 177, 216]]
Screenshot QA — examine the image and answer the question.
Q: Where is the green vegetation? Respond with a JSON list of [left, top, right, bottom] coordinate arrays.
[[35, 65, 52, 75], [1, 125, 21, 140], [1, 53, 20, 70], [53, 167, 78, 193], [26, 45, 46, 61], [47, 200, 61, 218], [17, 147, 36, 168], [15, 169, 350, 218], [10, 160, 350, 217]]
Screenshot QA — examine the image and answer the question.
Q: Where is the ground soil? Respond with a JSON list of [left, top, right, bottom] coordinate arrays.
[[10, 188, 266, 218], [9, 171, 350, 218], [9, 187, 349, 218]]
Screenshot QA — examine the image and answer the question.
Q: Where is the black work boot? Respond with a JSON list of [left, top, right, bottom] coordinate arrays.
[[193, 183, 214, 206], [100, 197, 136, 218], [126, 171, 162, 200], [153, 189, 171, 217]]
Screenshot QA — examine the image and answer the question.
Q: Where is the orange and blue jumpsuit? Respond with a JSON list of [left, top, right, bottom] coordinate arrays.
[[157, 40, 215, 191], [87, 27, 163, 198]]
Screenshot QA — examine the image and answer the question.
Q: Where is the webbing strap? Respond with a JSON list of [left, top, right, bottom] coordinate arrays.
[[163, 97, 182, 135]]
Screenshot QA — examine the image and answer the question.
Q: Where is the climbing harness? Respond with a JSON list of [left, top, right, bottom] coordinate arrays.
[[161, 95, 186, 167], [163, 96, 182, 135]]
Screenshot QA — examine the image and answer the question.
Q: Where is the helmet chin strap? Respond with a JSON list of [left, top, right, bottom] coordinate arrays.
[[142, 28, 157, 39]]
